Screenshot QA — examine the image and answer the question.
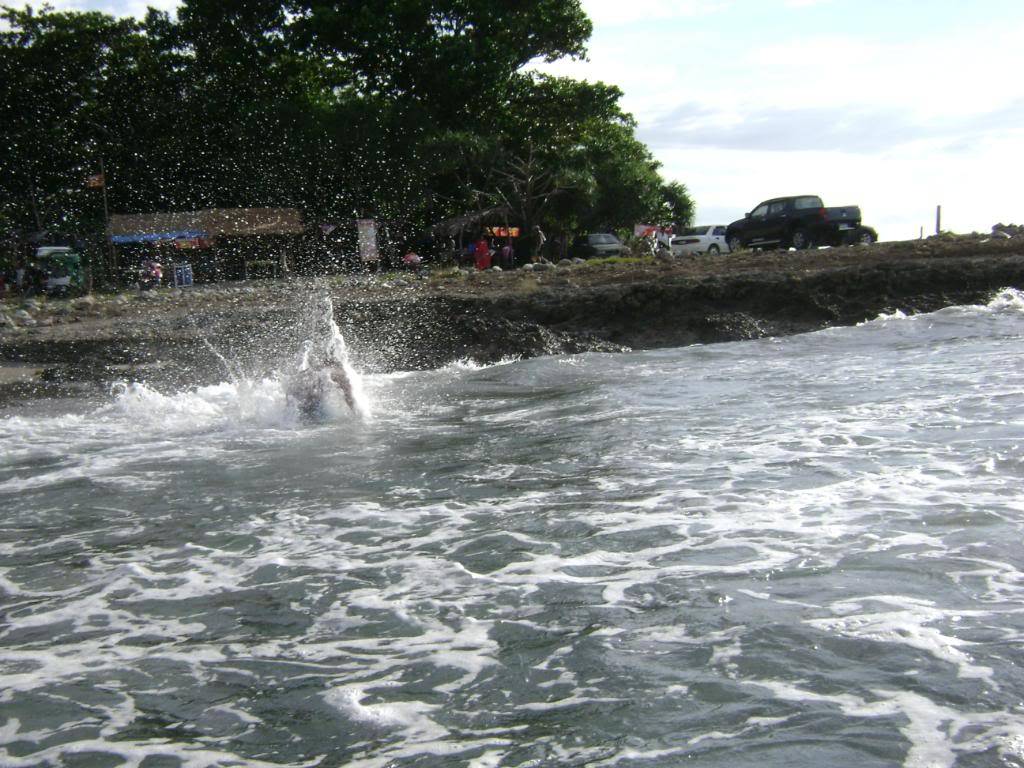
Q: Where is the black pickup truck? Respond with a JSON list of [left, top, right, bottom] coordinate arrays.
[[725, 195, 870, 251]]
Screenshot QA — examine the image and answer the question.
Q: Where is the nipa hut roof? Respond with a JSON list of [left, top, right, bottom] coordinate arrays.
[[110, 208, 304, 242], [429, 206, 514, 237]]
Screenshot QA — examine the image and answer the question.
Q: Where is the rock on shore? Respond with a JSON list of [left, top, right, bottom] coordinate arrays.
[[2, 235, 1024, 405]]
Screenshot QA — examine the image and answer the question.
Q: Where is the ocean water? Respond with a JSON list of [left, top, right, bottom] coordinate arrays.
[[3, 290, 1024, 767]]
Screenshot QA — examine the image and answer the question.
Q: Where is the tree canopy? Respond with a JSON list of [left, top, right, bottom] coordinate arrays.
[[0, 1, 693, 252]]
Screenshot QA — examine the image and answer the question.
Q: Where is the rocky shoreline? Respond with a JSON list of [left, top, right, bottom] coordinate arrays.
[[2, 235, 1023, 408]]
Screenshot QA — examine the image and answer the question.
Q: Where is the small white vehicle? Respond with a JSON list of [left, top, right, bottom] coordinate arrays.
[[670, 225, 730, 257]]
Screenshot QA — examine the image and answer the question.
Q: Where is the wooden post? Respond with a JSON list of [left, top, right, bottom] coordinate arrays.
[[98, 157, 117, 277], [935, 205, 942, 236]]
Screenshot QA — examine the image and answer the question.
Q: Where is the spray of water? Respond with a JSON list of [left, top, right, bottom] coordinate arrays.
[[285, 294, 371, 420], [104, 290, 371, 429], [199, 334, 245, 384]]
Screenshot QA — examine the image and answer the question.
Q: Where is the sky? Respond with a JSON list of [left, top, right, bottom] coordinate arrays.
[[535, 0, 1024, 240], [43, 0, 1024, 241]]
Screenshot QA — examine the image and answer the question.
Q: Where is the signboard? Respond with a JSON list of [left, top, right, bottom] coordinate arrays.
[[172, 237, 212, 250], [485, 226, 521, 238], [356, 219, 379, 262], [173, 263, 194, 287], [634, 224, 674, 243], [112, 230, 207, 244]]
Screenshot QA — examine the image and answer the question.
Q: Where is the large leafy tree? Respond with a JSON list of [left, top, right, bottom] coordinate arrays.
[[171, 0, 319, 208], [0, 7, 149, 231], [430, 73, 688, 238], [289, 0, 591, 119], [0, 0, 693, 258]]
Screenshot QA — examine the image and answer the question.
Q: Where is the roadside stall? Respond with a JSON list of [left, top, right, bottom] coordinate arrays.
[[109, 208, 304, 284], [429, 206, 517, 266]]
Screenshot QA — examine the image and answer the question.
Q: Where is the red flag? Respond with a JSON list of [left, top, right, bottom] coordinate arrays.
[[85, 173, 105, 189]]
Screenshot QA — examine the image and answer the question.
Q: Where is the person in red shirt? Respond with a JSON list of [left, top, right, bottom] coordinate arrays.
[[474, 237, 492, 270]]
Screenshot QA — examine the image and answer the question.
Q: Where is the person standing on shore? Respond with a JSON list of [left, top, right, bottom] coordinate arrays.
[[498, 240, 514, 269], [531, 225, 546, 262], [474, 235, 492, 270]]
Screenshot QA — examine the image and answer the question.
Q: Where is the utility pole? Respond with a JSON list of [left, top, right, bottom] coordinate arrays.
[[85, 117, 118, 281], [27, 176, 42, 231], [97, 156, 117, 277]]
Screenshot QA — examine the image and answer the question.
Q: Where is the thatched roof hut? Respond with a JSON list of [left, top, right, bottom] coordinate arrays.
[[109, 208, 304, 243], [429, 206, 514, 240]]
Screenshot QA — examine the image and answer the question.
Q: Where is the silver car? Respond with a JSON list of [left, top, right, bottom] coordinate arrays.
[[670, 225, 730, 257], [570, 233, 625, 259]]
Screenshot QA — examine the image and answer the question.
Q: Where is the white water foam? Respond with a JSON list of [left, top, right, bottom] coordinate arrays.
[[4, 290, 1024, 766], [806, 595, 996, 683], [859, 286, 1024, 327], [755, 680, 1024, 768], [984, 286, 1024, 313]]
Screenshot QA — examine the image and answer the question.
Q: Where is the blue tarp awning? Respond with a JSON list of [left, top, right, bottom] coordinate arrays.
[[112, 230, 208, 244]]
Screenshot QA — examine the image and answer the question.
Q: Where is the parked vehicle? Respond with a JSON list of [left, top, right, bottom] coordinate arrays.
[[569, 232, 624, 259], [30, 247, 85, 297], [670, 225, 730, 257], [851, 225, 877, 245], [725, 195, 863, 251]]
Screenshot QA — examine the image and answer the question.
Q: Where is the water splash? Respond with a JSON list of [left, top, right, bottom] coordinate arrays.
[[100, 293, 370, 431], [984, 287, 1024, 313], [285, 294, 371, 420], [199, 334, 245, 384], [858, 287, 1024, 328], [859, 308, 909, 326], [106, 378, 291, 432]]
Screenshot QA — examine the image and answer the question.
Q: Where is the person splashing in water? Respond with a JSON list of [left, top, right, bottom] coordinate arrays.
[[285, 296, 360, 419]]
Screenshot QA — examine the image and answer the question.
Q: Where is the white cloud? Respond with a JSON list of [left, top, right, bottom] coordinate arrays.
[[582, 0, 731, 27], [42, 0, 178, 18], [736, 29, 1024, 117], [641, 100, 1024, 154], [539, 1, 1024, 239], [658, 131, 1024, 240]]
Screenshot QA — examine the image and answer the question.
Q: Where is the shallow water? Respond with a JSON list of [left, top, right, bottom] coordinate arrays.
[[3, 291, 1024, 767]]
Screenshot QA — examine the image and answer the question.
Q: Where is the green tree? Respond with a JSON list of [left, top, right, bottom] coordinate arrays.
[[434, 72, 692, 238], [289, 0, 591, 121], [0, 0, 694, 266], [659, 180, 695, 230], [0, 6, 148, 231]]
